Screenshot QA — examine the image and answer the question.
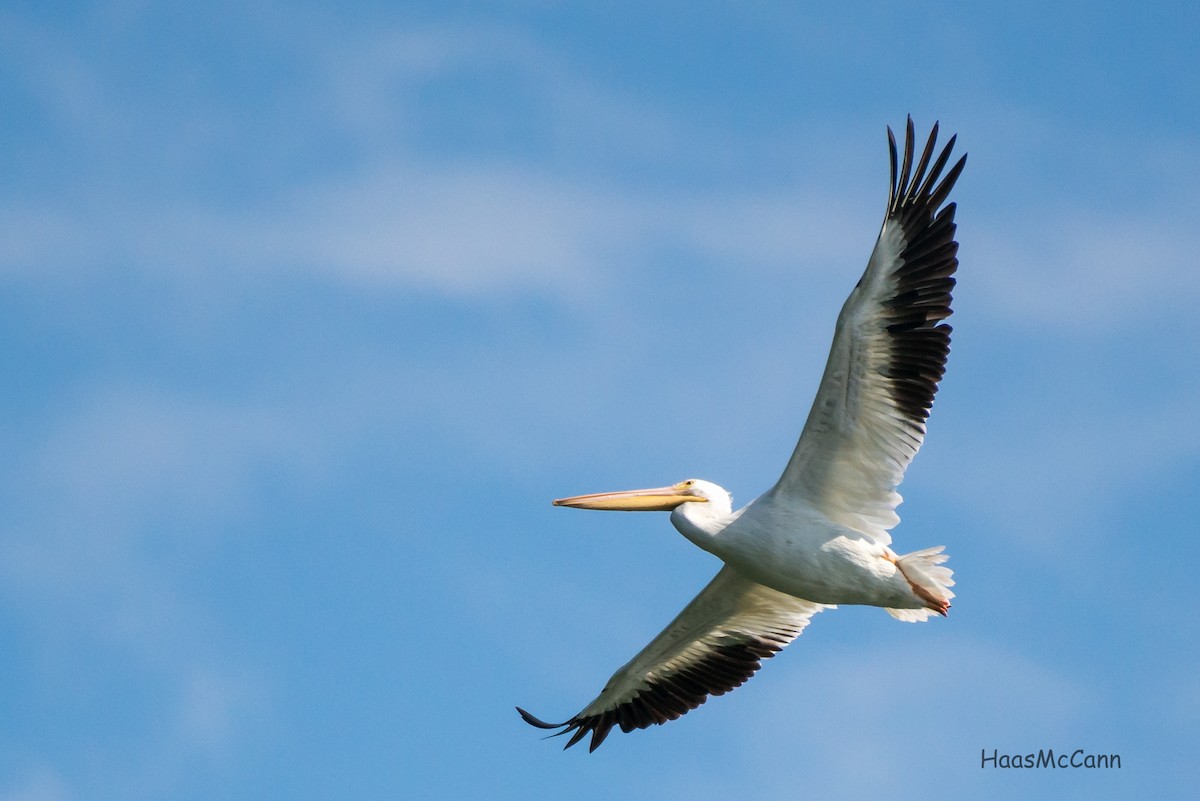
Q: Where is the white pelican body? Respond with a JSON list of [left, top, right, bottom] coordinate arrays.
[[674, 487, 936, 611], [520, 118, 965, 751]]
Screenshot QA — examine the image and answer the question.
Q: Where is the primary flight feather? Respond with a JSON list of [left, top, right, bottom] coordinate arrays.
[[519, 118, 966, 751]]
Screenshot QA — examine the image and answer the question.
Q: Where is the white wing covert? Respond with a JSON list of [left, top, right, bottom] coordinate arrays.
[[771, 118, 966, 540], [517, 566, 828, 751]]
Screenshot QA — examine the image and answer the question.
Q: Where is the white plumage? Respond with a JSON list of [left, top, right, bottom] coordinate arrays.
[[520, 118, 966, 751]]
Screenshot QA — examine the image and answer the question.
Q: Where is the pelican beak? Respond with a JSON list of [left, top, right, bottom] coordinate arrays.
[[553, 482, 705, 511]]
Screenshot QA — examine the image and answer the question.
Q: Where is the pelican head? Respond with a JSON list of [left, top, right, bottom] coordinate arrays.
[[554, 479, 730, 513]]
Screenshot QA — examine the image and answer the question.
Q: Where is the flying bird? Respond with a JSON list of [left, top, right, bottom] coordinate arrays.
[[519, 118, 966, 751]]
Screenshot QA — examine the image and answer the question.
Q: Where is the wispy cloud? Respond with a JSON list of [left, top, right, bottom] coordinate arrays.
[[723, 636, 1087, 798], [0, 387, 309, 792], [0, 768, 70, 801], [972, 208, 1200, 332], [7, 9, 1199, 339]]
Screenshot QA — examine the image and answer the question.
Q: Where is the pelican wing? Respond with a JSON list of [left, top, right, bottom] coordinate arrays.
[[517, 566, 827, 751], [771, 118, 966, 540]]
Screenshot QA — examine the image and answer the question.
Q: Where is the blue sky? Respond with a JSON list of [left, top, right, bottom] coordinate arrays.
[[2, 1, 1198, 799]]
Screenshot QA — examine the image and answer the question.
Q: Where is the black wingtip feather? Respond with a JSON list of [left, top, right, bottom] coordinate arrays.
[[886, 126, 899, 205], [520, 633, 794, 752], [906, 121, 939, 207], [895, 117, 916, 215], [878, 118, 965, 429], [516, 707, 567, 730], [928, 154, 967, 211], [915, 134, 957, 202]]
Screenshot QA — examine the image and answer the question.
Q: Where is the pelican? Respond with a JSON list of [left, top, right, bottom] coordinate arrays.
[[519, 118, 966, 751]]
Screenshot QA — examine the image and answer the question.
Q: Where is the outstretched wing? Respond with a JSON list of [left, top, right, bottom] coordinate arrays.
[[518, 566, 828, 751], [770, 118, 966, 541]]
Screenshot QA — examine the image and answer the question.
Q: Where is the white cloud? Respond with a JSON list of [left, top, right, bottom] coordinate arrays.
[[7, 8, 1197, 344], [258, 163, 630, 296], [0, 11, 877, 299], [0, 157, 876, 306]]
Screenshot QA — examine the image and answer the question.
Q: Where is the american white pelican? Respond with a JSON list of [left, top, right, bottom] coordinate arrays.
[[519, 118, 966, 751]]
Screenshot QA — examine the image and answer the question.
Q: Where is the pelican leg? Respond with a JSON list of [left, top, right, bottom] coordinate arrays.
[[885, 552, 950, 616]]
